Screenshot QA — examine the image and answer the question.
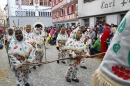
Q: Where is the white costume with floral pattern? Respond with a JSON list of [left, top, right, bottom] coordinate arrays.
[[33, 28, 44, 63], [56, 30, 68, 63], [8, 37, 32, 86], [65, 27, 88, 79], [23, 31, 34, 42]]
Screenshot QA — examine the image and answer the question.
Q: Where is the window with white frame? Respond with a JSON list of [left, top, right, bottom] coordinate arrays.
[[60, 9, 63, 16], [52, 12, 55, 19], [69, 6, 72, 14], [52, 0, 55, 6], [44, 0, 48, 6], [56, 11, 59, 17], [22, 0, 33, 5], [40, 0, 43, 5], [15, 0, 33, 5], [15, 11, 35, 16], [56, 0, 58, 4], [65, 8, 67, 15], [38, 11, 51, 17], [48, 1, 51, 6], [15, 0, 18, 5]]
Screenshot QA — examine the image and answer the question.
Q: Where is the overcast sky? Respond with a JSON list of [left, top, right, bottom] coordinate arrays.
[[0, 0, 7, 10]]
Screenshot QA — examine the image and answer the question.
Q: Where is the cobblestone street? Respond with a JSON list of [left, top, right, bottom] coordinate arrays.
[[0, 45, 102, 86]]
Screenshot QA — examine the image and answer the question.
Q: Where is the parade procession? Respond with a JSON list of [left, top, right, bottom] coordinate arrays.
[[1, 0, 130, 86]]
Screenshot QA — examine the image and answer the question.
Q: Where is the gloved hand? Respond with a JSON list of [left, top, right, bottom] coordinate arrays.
[[26, 60, 32, 63], [86, 54, 90, 58], [56, 47, 59, 50], [15, 63, 22, 69]]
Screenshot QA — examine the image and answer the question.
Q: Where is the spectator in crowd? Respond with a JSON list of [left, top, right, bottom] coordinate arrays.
[[97, 29, 102, 41], [67, 27, 72, 37], [46, 27, 55, 44], [100, 23, 110, 57], [89, 28, 96, 40], [90, 37, 101, 55], [111, 23, 114, 27], [88, 27, 96, 47], [106, 25, 117, 46], [50, 30, 58, 45]]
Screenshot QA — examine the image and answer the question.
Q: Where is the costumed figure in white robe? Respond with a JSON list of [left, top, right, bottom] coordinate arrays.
[[56, 27, 68, 64], [64, 27, 89, 82], [23, 24, 34, 42], [33, 27, 44, 66], [8, 29, 32, 86]]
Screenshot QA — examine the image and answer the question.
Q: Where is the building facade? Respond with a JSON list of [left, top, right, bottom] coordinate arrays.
[[50, 0, 78, 27], [7, 0, 53, 27], [78, 0, 130, 26]]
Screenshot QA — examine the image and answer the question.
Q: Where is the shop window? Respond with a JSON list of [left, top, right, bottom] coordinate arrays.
[[84, 0, 95, 3], [120, 14, 126, 22], [84, 19, 89, 26], [96, 17, 105, 25], [71, 23, 76, 26]]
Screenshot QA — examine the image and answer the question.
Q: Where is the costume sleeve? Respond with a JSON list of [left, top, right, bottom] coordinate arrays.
[[68, 50, 76, 58], [83, 45, 89, 56], [56, 34, 60, 47], [28, 48, 36, 62], [9, 55, 21, 72]]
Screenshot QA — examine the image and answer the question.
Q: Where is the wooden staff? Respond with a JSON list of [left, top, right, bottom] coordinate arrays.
[[18, 19, 19, 28], [13, 20, 16, 27], [23, 52, 106, 65]]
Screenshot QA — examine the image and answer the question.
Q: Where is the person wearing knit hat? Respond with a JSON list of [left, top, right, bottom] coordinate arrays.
[[92, 10, 130, 86]]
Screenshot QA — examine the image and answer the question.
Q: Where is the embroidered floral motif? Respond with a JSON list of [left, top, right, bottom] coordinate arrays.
[[112, 66, 130, 80]]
